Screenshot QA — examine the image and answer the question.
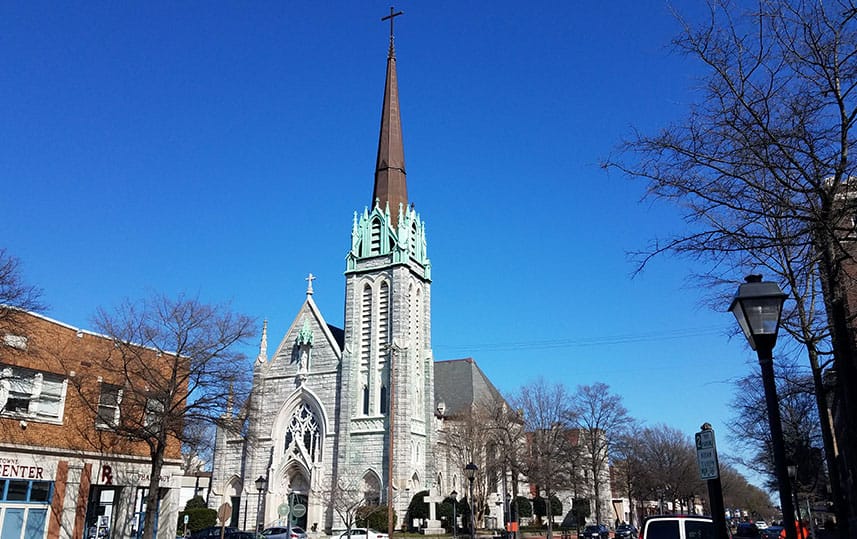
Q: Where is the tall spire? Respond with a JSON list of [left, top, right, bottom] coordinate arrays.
[[256, 320, 268, 364], [373, 7, 408, 226]]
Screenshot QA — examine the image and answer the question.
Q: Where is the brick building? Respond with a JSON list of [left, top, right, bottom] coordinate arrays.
[[0, 311, 183, 539]]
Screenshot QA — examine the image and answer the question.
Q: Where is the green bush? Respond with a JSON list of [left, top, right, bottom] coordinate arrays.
[[532, 495, 562, 519], [356, 504, 396, 533], [550, 495, 562, 518], [569, 499, 590, 527], [513, 496, 532, 518], [533, 496, 546, 517], [407, 490, 431, 521], [177, 508, 217, 533], [185, 496, 207, 510]]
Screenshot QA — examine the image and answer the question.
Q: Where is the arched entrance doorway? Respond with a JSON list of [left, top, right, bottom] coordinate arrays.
[[266, 462, 310, 530]]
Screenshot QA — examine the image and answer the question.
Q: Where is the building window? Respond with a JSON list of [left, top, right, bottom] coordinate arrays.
[[362, 385, 370, 415], [380, 385, 388, 415], [0, 365, 67, 423], [284, 402, 322, 464], [0, 479, 53, 503], [2, 334, 28, 350], [0, 480, 52, 539], [96, 384, 122, 429], [144, 397, 165, 431]]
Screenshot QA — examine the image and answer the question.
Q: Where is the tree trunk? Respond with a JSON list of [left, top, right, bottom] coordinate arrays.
[[815, 231, 857, 539], [143, 441, 167, 539], [806, 344, 849, 539], [545, 488, 553, 539]]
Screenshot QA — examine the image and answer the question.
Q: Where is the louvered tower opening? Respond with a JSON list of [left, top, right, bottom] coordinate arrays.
[[360, 284, 372, 415]]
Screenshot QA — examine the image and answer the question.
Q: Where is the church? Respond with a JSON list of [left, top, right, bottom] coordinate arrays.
[[208, 20, 499, 533]]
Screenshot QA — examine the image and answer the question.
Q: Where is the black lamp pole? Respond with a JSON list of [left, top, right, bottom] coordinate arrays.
[[255, 475, 267, 533], [730, 275, 797, 539], [465, 463, 478, 539], [451, 490, 458, 539]]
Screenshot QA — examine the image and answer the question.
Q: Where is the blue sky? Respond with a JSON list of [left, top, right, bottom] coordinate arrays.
[[2, 2, 769, 481]]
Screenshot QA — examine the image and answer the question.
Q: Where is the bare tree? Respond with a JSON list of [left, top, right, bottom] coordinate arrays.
[[0, 248, 44, 335], [718, 463, 777, 519], [443, 400, 497, 530], [510, 378, 575, 539], [634, 425, 702, 514], [483, 399, 526, 536], [568, 383, 632, 526], [613, 428, 651, 525], [67, 293, 254, 539], [729, 362, 828, 498], [604, 2, 857, 534], [320, 477, 384, 536]]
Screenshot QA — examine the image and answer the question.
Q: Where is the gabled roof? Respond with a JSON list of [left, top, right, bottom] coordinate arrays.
[[434, 357, 506, 417]]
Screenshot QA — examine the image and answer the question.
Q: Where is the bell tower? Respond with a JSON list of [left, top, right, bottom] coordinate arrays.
[[334, 8, 436, 524]]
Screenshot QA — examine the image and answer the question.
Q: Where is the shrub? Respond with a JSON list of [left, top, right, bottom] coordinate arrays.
[[569, 499, 590, 527], [185, 496, 207, 510], [407, 490, 431, 521], [356, 504, 396, 533], [177, 508, 217, 533], [513, 496, 532, 518]]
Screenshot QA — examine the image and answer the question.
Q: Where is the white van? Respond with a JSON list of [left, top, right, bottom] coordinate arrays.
[[640, 516, 717, 539]]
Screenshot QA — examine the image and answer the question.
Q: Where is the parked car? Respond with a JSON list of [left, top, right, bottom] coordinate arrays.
[[735, 521, 761, 537], [755, 521, 769, 530], [760, 526, 784, 539], [189, 527, 254, 539], [262, 527, 308, 539], [578, 524, 610, 539], [640, 515, 716, 539], [614, 524, 638, 539], [336, 529, 389, 539]]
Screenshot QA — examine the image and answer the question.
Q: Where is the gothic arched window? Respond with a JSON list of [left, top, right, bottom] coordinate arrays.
[[362, 385, 370, 415], [284, 401, 322, 464]]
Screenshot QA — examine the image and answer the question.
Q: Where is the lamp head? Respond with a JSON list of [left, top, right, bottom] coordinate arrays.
[[464, 462, 478, 481], [255, 475, 267, 491], [729, 275, 787, 351]]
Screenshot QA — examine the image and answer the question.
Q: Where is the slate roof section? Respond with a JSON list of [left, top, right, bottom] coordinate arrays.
[[434, 357, 507, 417], [327, 324, 345, 350]]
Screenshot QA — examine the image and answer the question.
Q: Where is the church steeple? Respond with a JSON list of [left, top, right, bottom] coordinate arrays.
[[373, 8, 407, 226]]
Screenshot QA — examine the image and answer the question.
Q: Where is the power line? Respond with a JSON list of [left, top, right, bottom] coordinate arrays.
[[433, 325, 725, 353]]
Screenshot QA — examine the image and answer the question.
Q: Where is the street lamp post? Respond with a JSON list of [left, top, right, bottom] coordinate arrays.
[[255, 475, 268, 534], [730, 275, 797, 539], [451, 490, 458, 539], [465, 463, 478, 539]]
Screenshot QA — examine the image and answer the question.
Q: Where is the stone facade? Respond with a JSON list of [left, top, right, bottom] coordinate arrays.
[[209, 34, 443, 534]]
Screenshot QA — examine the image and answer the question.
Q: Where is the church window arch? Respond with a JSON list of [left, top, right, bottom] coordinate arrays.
[[360, 284, 372, 368], [409, 220, 419, 257], [283, 401, 322, 465], [370, 218, 382, 254], [362, 384, 370, 415], [361, 470, 381, 505], [378, 281, 390, 347]]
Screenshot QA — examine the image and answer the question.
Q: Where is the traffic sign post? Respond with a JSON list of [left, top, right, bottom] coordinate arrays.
[[696, 424, 728, 539], [696, 429, 719, 480]]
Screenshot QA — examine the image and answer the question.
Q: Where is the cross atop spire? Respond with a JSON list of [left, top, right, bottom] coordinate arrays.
[[373, 6, 408, 226], [306, 273, 316, 296], [381, 7, 403, 57]]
